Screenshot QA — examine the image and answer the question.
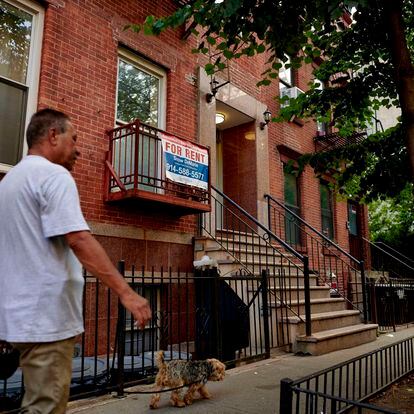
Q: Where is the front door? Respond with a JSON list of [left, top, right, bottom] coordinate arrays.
[[284, 169, 301, 247], [348, 201, 362, 260]]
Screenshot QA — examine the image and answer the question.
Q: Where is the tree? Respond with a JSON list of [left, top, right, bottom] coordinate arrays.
[[368, 183, 414, 258], [130, 0, 414, 201]]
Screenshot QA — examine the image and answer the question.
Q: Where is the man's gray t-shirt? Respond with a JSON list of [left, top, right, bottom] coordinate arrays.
[[0, 155, 90, 342]]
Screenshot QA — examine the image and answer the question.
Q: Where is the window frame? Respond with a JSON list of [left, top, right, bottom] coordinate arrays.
[[115, 48, 167, 129], [0, 0, 44, 172], [279, 55, 294, 91], [314, 78, 328, 135]]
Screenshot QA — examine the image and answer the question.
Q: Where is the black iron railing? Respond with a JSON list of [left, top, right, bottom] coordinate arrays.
[[265, 194, 367, 321], [314, 131, 367, 153], [200, 186, 312, 346], [362, 237, 414, 280], [105, 120, 210, 210], [375, 241, 414, 268], [0, 264, 276, 408], [367, 278, 414, 332], [280, 336, 414, 413]]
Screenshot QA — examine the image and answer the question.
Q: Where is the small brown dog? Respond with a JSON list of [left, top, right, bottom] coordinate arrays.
[[149, 351, 225, 409]]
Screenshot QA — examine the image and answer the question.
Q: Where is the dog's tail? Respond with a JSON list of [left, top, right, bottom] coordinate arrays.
[[155, 350, 165, 368]]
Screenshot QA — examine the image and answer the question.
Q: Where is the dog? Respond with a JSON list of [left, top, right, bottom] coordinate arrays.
[[149, 351, 225, 408]]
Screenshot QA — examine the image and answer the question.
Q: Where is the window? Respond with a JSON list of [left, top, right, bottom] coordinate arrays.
[[284, 168, 301, 246], [125, 285, 160, 355], [0, 0, 43, 170], [279, 55, 293, 93], [116, 50, 166, 127], [115, 50, 166, 192], [314, 79, 328, 135], [320, 182, 334, 239]]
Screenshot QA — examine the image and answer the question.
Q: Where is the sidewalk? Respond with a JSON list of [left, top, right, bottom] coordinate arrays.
[[67, 327, 414, 414]]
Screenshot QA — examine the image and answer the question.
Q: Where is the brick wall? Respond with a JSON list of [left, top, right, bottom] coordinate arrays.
[[33, 0, 367, 261]]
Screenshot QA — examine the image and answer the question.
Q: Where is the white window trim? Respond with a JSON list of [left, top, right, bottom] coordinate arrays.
[[116, 48, 167, 129], [279, 55, 293, 90], [0, 0, 44, 173]]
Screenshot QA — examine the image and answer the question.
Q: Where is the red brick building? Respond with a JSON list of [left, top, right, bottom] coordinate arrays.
[[0, 0, 368, 262], [0, 0, 372, 356]]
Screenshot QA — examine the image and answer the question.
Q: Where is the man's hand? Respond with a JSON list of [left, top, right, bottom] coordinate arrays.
[[119, 289, 152, 329]]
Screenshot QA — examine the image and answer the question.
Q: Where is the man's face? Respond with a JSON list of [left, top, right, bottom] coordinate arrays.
[[55, 121, 80, 171]]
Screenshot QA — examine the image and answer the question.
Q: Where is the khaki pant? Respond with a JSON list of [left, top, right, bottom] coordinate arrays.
[[12, 337, 76, 414]]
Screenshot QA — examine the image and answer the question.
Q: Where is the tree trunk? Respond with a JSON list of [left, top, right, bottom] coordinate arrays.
[[383, 0, 414, 180]]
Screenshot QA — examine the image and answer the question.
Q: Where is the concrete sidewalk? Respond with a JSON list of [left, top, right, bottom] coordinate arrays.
[[67, 327, 414, 414]]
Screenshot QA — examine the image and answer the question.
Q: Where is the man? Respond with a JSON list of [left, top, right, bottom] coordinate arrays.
[[0, 108, 151, 413]]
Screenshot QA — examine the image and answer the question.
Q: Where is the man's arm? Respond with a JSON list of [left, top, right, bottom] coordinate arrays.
[[65, 230, 151, 329]]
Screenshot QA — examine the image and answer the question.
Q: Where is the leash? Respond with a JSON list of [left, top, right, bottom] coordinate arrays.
[[122, 374, 208, 395], [0, 375, 208, 413]]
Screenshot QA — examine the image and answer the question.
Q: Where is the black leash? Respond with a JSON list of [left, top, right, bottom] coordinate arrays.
[[0, 375, 208, 413], [122, 374, 208, 395]]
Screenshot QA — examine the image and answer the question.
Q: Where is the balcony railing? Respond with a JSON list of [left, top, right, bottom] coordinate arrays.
[[105, 120, 210, 214], [314, 131, 367, 153]]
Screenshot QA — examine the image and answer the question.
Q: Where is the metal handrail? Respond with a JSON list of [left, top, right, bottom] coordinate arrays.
[[215, 186, 305, 261], [265, 192, 368, 321], [203, 186, 312, 336], [362, 237, 414, 272], [375, 241, 414, 268], [264, 193, 361, 265]]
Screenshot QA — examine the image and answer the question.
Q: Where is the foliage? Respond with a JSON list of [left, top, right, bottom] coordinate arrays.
[[116, 59, 159, 125], [0, 2, 33, 83], [368, 183, 414, 254], [129, 0, 414, 201], [294, 125, 411, 202]]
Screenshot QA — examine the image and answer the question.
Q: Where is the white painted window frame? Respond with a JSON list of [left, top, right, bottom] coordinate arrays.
[[0, 0, 44, 173], [115, 48, 167, 129]]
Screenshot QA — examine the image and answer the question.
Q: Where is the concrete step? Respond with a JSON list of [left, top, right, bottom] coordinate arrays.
[[217, 261, 304, 277], [283, 310, 362, 337], [214, 235, 297, 257], [294, 323, 378, 355], [198, 247, 290, 266], [270, 285, 331, 301], [270, 297, 347, 315]]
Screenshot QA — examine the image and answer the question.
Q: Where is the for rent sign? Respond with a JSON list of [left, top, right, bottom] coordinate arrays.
[[159, 132, 209, 190]]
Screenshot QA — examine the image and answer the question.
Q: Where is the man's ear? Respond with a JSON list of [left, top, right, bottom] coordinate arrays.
[[47, 128, 58, 146]]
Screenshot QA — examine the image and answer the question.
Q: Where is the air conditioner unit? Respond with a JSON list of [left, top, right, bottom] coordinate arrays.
[[280, 86, 304, 108]]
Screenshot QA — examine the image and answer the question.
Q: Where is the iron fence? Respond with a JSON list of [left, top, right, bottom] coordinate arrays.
[[0, 264, 273, 409], [367, 278, 414, 332], [280, 336, 414, 414]]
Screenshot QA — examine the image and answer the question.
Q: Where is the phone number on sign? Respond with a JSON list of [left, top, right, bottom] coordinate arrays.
[[167, 164, 205, 180]]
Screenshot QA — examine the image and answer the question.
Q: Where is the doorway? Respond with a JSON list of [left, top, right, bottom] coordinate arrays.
[[348, 201, 363, 260]]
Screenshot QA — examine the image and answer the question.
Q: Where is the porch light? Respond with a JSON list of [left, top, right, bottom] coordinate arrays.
[[215, 113, 225, 124], [260, 109, 272, 130], [244, 131, 256, 141]]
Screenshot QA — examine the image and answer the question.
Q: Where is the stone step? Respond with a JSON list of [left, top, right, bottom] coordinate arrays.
[[217, 261, 304, 277], [215, 236, 297, 257], [198, 247, 291, 266], [294, 323, 378, 355], [270, 297, 347, 315], [270, 285, 331, 301], [282, 310, 362, 337]]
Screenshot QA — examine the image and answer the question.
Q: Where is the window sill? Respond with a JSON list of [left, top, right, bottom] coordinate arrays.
[[289, 115, 305, 126]]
